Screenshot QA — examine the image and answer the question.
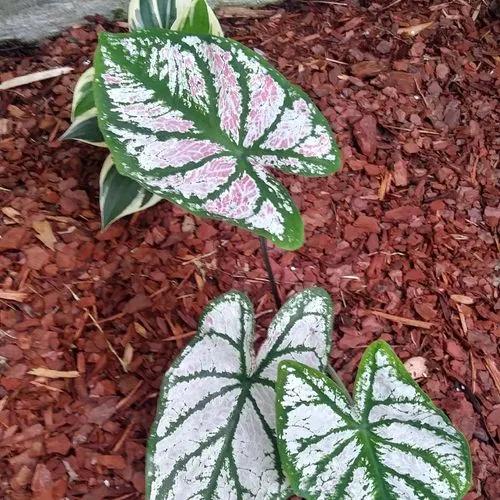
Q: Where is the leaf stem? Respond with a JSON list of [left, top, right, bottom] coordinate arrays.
[[327, 364, 353, 404], [259, 236, 282, 310]]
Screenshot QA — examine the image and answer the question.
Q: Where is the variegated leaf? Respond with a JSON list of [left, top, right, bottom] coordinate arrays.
[[93, 31, 341, 249], [61, 67, 105, 146], [128, 0, 189, 30], [147, 288, 333, 499], [276, 341, 472, 500], [171, 0, 223, 36], [100, 155, 163, 227]]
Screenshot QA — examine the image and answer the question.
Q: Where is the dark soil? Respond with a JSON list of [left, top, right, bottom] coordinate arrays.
[[0, 1, 499, 498]]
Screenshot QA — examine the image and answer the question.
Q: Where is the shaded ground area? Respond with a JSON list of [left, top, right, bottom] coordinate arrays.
[[0, 1, 499, 498]]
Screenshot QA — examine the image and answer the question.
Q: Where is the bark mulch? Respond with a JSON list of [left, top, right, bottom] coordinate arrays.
[[0, 1, 499, 498]]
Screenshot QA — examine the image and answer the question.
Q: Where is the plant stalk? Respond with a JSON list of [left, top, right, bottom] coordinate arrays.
[[327, 364, 353, 404], [259, 236, 282, 310]]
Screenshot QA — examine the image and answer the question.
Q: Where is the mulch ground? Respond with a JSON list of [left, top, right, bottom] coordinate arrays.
[[0, 0, 499, 498]]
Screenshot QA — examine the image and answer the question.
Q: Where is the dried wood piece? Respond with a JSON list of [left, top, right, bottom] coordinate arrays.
[[0, 290, 28, 302], [369, 310, 433, 329], [28, 368, 80, 378], [397, 21, 434, 36], [32, 220, 57, 251], [450, 294, 475, 305]]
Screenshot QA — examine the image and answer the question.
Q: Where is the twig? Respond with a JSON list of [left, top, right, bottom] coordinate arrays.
[[369, 310, 433, 329], [259, 237, 282, 309], [98, 311, 126, 324], [470, 352, 477, 394], [88, 310, 128, 372], [0, 67, 73, 90], [382, 0, 403, 10], [414, 77, 430, 109], [162, 330, 196, 342], [116, 380, 144, 410], [29, 381, 65, 393], [325, 58, 348, 66], [180, 250, 217, 266], [382, 123, 440, 135], [112, 418, 136, 453]]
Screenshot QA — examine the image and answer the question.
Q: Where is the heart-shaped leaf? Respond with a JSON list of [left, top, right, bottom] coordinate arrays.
[[100, 155, 163, 227], [61, 68, 105, 146], [64, 1, 224, 228], [93, 31, 341, 249], [147, 288, 333, 499], [276, 341, 472, 500]]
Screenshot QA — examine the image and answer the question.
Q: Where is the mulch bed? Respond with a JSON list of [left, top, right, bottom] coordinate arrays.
[[0, 1, 499, 498]]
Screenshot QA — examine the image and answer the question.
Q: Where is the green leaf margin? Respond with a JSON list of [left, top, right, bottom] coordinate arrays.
[[275, 340, 473, 500]]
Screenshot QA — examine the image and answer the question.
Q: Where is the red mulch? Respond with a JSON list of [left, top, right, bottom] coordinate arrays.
[[0, 1, 499, 498]]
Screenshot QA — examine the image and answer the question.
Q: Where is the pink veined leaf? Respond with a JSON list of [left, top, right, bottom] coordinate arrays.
[[138, 139, 224, 170], [244, 72, 285, 147], [204, 173, 259, 219], [94, 32, 341, 249]]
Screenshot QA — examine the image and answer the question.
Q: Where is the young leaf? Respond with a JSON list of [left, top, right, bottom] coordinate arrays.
[[276, 341, 472, 500], [171, 0, 223, 36], [147, 288, 333, 499], [93, 31, 341, 249], [128, 0, 185, 30], [61, 68, 105, 146], [100, 155, 163, 227]]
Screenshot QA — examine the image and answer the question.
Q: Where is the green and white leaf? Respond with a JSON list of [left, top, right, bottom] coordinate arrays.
[[171, 0, 223, 36], [100, 155, 163, 227], [61, 67, 105, 146], [276, 341, 472, 500], [128, 0, 190, 30], [146, 288, 333, 499], [93, 31, 340, 249]]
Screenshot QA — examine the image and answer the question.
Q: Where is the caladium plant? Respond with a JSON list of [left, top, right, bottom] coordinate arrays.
[[276, 341, 472, 500], [62, 0, 223, 228], [93, 30, 340, 248], [147, 288, 333, 499], [62, 66, 105, 147], [128, 0, 184, 31], [128, 0, 221, 32], [100, 155, 163, 226]]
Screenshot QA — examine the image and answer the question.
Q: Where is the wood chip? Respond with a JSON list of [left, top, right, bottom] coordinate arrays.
[[0, 67, 73, 90], [122, 343, 134, 369], [369, 310, 433, 329], [1, 207, 22, 223], [32, 220, 57, 251], [28, 368, 80, 379], [397, 21, 434, 36], [404, 356, 428, 379], [378, 171, 392, 201], [450, 294, 475, 305], [456, 304, 468, 335]]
